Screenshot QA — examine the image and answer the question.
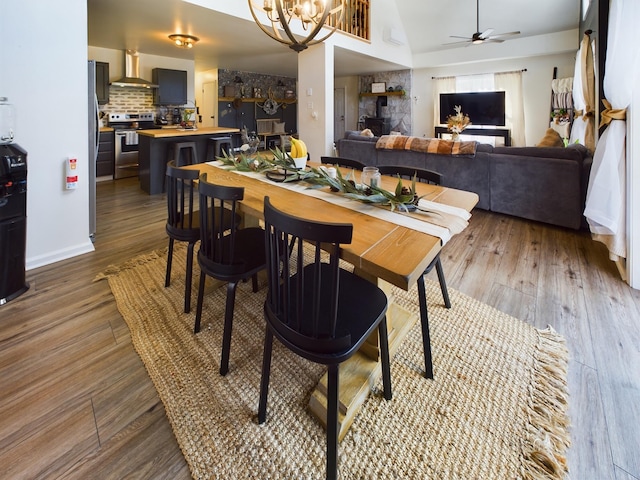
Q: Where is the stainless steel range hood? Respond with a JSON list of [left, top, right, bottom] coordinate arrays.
[[110, 50, 158, 88]]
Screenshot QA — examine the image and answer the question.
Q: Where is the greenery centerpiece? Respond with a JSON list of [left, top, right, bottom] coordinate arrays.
[[305, 166, 428, 212], [215, 143, 430, 212]]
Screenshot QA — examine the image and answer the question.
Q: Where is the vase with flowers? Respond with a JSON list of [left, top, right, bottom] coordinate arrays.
[[446, 105, 471, 141]]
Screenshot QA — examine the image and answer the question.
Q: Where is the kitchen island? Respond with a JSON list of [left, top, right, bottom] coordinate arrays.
[[137, 126, 240, 194]]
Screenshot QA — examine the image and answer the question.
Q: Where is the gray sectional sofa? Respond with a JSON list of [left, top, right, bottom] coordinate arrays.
[[335, 131, 593, 230]]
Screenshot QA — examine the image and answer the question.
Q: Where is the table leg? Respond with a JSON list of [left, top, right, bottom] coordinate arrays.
[[308, 269, 418, 441]]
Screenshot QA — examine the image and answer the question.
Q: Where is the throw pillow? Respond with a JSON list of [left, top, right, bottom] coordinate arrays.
[[360, 128, 375, 137], [273, 122, 286, 134], [536, 128, 564, 148]]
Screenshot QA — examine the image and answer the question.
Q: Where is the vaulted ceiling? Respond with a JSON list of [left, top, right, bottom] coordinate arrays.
[[88, 0, 581, 77]]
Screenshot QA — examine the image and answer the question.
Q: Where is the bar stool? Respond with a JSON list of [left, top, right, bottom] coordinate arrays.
[[206, 136, 233, 161], [170, 141, 198, 166]]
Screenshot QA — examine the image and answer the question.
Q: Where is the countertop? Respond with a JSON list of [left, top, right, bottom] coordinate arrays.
[[137, 126, 239, 139], [99, 126, 114, 132]]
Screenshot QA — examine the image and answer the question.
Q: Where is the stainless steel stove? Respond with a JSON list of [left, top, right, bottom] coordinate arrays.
[[108, 112, 158, 179]]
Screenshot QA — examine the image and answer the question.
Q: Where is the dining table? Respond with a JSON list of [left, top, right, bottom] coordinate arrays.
[[182, 160, 479, 441]]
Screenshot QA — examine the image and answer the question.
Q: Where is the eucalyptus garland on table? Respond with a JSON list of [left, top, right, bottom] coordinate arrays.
[[305, 166, 426, 212], [215, 148, 430, 211]]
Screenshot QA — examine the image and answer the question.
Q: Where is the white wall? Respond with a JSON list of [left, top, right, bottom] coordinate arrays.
[[2, 0, 94, 269], [412, 52, 576, 145], [335, 75, 360, 131]]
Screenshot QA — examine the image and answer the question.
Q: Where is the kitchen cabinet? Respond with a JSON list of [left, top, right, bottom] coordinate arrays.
[[95, 61, 110, 105], [97, 130, 114, 177], [153, 68, 187, 105]]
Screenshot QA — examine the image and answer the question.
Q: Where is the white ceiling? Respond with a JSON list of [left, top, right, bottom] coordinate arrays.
[[87, 0, 581, 77]]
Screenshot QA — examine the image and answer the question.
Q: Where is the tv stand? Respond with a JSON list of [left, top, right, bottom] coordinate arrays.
[[435, 126, 511, 146]]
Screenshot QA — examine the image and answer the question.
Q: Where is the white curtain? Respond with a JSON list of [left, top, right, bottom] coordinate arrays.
[[455, 73, 494, 92], [584, 0, 640, 261], [495, 71, 526, 147], [569, 42, 588, 146], [432, 76, 455, 130]]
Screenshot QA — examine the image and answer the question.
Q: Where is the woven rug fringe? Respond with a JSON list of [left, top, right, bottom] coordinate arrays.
[[94, 247, 169, 282], [521, 326, 571, 480]]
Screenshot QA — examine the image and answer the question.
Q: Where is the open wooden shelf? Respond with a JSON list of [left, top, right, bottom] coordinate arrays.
[[360, 91, 405, 97], [219, 97, 297, 104]]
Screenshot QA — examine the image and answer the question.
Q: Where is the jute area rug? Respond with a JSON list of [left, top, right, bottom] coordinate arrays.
[[96, 246, 570, 480]]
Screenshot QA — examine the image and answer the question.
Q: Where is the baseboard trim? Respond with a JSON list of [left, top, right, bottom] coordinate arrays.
[[26, 241, 95, 271]]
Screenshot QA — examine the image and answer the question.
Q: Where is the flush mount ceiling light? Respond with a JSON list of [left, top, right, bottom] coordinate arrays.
[[168, 34, 199, 48], [248, 0, 345, 53]]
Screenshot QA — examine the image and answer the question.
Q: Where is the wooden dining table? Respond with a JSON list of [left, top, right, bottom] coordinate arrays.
[[183, 161, 478, 440]]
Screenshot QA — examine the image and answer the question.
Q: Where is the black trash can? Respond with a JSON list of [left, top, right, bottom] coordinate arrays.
[[0, 143, 29, 305]]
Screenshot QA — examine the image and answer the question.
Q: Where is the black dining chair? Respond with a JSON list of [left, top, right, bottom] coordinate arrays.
[[194, 173, 266, 376], [320, 156, 366, 171], [165, 161, 200, 313], [377, 164, 450, 379], [377, 164, 442, 186], [258, 196, 392, 480]]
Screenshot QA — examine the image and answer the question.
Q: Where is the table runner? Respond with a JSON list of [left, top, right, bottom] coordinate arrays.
[[205, 161, 472, 244]]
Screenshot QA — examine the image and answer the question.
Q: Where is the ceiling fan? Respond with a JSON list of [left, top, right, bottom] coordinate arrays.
[[444, 0, 520, 46]]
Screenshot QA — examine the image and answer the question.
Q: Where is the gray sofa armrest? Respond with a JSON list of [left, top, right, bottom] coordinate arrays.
[[490, 153, 583, 229], [335, 138, 378, 166]]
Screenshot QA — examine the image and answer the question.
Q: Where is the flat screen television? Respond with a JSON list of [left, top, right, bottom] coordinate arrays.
[[439, 91, 506, 126]]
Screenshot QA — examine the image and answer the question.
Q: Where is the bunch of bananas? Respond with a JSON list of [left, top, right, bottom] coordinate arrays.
[[289, 137, 308, 159]]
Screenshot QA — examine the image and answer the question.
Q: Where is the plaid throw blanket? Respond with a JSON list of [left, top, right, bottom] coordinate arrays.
[[376, 135, 477, 156]]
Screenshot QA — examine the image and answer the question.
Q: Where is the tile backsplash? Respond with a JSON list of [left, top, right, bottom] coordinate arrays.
[[98, 87, 186, 124]]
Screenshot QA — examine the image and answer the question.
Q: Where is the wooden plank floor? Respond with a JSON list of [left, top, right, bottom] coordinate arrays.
[[1, 177, 639, 479]]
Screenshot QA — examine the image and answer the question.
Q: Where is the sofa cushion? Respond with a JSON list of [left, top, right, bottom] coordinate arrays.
[[493, 144, 589, 162], [536, 128, 564, 147], [346, 132, 379, 142], [273, 122, 286, 134]]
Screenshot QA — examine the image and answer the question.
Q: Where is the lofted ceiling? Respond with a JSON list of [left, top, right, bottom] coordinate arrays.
[[87, 0, 580, 77]]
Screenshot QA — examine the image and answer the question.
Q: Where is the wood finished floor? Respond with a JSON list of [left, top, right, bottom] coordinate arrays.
[[1, 176, 639, 479]]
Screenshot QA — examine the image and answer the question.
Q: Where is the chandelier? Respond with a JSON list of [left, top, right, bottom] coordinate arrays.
[[248, 0, 345, 52]]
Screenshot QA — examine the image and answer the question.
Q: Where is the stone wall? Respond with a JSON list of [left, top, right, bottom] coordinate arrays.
[[359, 69, 412, 135], [218, 69, 297, 100]]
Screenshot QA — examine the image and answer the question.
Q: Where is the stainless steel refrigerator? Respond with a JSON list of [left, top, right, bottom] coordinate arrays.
[[88, 60, 99, 240]]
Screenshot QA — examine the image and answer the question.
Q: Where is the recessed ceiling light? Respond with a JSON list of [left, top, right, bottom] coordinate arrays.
[[168, 34, 199, 48]]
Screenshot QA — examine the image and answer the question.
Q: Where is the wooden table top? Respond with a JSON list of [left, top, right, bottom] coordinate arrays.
[[137, 126, 240, 139], [185, 162, 478, 291]]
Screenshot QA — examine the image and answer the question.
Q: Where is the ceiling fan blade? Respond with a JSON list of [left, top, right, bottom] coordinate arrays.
[[483, 38, 505, 43], [479, 28, 494, 39], [488, 31, 520, 39], [449, 35, 472, 40], [442, 38, 472, 45]]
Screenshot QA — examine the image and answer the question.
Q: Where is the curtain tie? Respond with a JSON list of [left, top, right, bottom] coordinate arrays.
[[599, 99, 627, 128]]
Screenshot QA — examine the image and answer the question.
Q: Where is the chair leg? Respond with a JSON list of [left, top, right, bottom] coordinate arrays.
[[378, 318, 393, 401], [251, 273, 259, 292], [417, 275, 434, 379], [165, 238, 174, 287], [258, 328, 274, 424], [184, 242, 195, 313], [326, 364, 339, 480], [194, 271, 206, 334], [219, 281, 239, 376], [434, 255, 451, 309]]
